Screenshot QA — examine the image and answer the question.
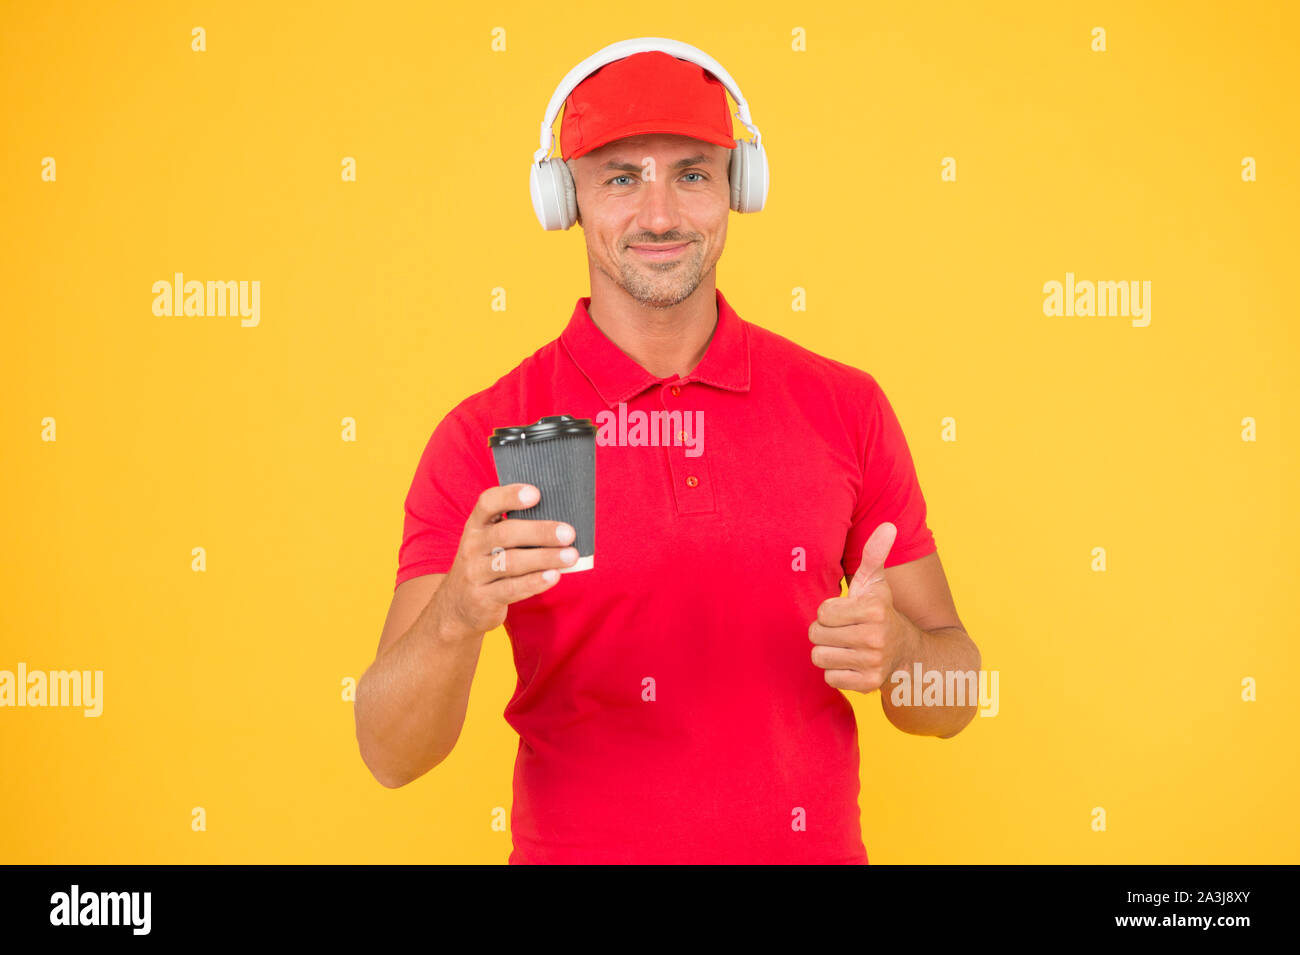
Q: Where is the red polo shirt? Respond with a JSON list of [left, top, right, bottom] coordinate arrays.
[[395, 287, 937, 864]]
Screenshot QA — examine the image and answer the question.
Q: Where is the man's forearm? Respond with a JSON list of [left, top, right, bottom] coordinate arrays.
[[354, 591, 487, 788], [880, 618, 981, 738]]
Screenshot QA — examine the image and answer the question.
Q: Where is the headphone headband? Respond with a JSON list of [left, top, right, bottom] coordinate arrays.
[[533, 37, 761, 166]]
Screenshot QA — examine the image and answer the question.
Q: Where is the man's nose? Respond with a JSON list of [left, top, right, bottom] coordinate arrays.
[[635, 175, 681, 233]]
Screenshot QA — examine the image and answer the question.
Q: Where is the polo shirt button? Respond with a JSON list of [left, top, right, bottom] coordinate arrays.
[[686, 475, 699, 487], [670, 385, 681, 396]]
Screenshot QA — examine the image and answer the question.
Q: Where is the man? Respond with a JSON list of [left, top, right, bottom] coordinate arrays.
[[354, 44, 980, 864]]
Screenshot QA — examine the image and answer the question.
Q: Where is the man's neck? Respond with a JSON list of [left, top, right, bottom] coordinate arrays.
[[587, 279, 719, 380]]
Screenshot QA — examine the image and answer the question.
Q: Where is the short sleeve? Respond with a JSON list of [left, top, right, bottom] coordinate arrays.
[[841, 377, 937, 580], [394, 404, 497, 590]]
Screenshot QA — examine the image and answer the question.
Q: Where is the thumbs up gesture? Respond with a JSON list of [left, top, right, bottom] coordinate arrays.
[[809, 522, 910, 694]]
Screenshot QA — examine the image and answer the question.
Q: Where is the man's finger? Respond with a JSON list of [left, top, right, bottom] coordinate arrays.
[[848, 522, 897, 598], [809, 619, 884, 650], [816, 595, 891, 630], [470, 483, 540, 528], [810, 645, 882, 672]]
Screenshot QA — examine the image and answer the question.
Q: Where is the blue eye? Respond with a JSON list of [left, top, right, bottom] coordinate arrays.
[[606, 172, 706, 186]]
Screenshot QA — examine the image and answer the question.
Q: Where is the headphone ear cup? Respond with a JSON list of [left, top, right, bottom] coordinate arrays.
[[729, 143, 745, 212], [729, 139, 769, 214], [558, 160, 577, 228], [530, 158, 578, 230]]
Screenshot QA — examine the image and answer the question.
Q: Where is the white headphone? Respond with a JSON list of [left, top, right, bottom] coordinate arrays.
[[528, 37, 770, 231]]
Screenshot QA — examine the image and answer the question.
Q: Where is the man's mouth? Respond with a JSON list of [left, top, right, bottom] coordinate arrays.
[[629, 241, 691, 261]]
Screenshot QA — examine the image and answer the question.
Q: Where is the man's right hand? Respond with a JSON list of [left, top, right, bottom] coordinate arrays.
[[434, 483, 577, 637]]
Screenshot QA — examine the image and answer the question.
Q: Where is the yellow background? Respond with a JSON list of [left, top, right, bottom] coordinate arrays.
[[2, 0, 1296, 863]]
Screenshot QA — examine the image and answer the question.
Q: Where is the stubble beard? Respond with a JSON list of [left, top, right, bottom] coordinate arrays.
[[608, 242, 708, 310]]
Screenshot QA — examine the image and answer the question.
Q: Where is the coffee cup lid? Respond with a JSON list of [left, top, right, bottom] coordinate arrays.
[[488, 414, 596, 447]]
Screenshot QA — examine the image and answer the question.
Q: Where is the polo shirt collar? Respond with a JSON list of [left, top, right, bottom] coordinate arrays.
[[560, 287, 751, 407]]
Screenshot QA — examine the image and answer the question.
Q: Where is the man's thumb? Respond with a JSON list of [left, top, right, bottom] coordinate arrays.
[[849, 522, 898, 597]]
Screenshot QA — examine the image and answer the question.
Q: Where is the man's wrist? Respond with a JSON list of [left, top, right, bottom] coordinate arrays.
[[887, 609, 923, 677], [429, 590, 482, 646]]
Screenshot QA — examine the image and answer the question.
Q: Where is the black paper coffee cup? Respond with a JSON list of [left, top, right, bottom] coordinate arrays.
[[488, 415, 596, 573]]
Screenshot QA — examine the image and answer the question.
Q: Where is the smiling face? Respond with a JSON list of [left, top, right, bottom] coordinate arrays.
[[567, 133, 733, 309]]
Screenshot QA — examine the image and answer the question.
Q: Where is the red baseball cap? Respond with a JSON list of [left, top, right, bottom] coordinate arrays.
[[559, 50, 737, 161]]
